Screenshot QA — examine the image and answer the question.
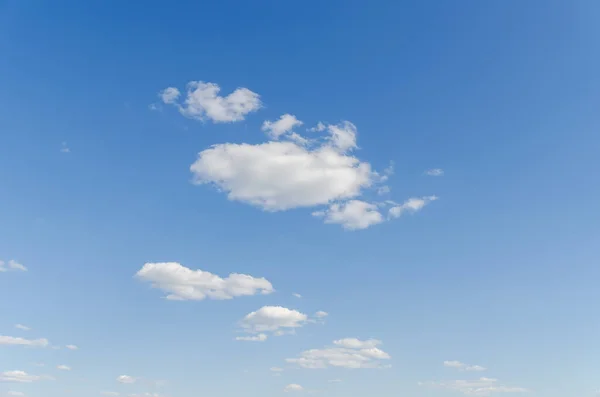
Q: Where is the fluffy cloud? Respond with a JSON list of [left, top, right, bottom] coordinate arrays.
[[262, 114, 303, 140], [0, 371, 51, 383], [56, 365, 71, 371], [116, 375, 136, 384], [286, 338, 391, 369], [420, 377, 527, 396], [0, 260, 27, 272], [160, 81, 261, 123], [235, 334, 268, 342], [313, 200, 383, 230], [425, 168, 444, 176], [0, 336, 49, 348], [444, 361, 487, 372], [239, 306, 308, 336], [284, 384, 304, 392], [190, 127, 374, 212], [14, 325, 30, 331], [314, 311, 328, 319], [189, 112, 435, 229], [388, 196, 437, 219], [135, 262, 274, 301]]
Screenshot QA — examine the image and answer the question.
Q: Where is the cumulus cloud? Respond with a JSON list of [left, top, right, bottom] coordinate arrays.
[[425, 168, 444, 176], [135, 262, 274, 301], [235, 334, 268, 342], [262, 114, 303, 140], [239, 306, 308, 337], [0, 336, 49, 348], [116, 375, 136, 384], [189, 113, 435, 229], [313, 200, 383, 230], [160, 81, 261, 123], [0, 371, 51, 383], [444, 361, 487, 372], [284, 384, 304, 392], [0, 260, 27, 272], [190, 124, 374, 212], [286, 338, 391, 369], [388, 196, 437, 219], [420, 377, 527, 396]]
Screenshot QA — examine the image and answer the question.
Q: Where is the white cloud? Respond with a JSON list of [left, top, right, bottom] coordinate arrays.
[[292, 293, 302, 298], [333, 338, 381, 349], [388, 196, 438, 219], [286, 338, 390, 369], [0, 260, 27, 272], [262, 114, 303, 140], [161, 81, 261, 123], [190, 128, 374, 212], [56, 365, 71, 371], [60, 142, 70, 154], [65, 344, 79, 350], [159, 87, 180, 104], [240, 306, 308, 335], [0, 371, 51, 383], [444, 361, 487, 372], [420, 377, 527, 396], [314, 311, 328, 319], [308, 122, 326, 132], [14, 325, 30, 331], [7, 391, 25, 396], [284, 384, 304, 392], [135, 262, 274, 301], [425, 168, 444, 176], [116, 375, 136, 384], [235, 334, 268, 342], [313, 200, 383, 230], [0, 336, 49, 348], [327, 121, 357, 152]]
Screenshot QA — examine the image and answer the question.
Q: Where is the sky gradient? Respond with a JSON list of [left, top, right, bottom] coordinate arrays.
[[1, 1, 599, 397]]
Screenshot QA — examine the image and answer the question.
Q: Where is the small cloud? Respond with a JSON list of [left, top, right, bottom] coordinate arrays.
[[314, 311, 328, 319], [443, 360, 487, 372], [270, 367, 283, 372], [14, 325, 30, 331], [292, 293, 302, 298], [284, 384, 304, 392], [60, 142, 70, 153], [388, 196, 437, 219], [65, 345, 78, 350], [262, 114, 303, 140], [56, 365, 71, 371], [148, 103, 162, 112], [308, 122, 326, 132], [116, 375, 136, 384], [235, 334, 268, 342], [0, 260, 27, 272], [425, 168, 444, 177], [7, 391, 26, 396]]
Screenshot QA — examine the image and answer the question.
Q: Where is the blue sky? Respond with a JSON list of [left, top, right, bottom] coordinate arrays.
[[1, 1, 599, 396]]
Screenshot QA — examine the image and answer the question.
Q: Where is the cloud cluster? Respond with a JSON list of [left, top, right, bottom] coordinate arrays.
[[159, 81, 261, 123], [155, 79, 439, 230], [0, 260, 27, 272], [286, 338, 391, 369], [135, 262, 274, 301]]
